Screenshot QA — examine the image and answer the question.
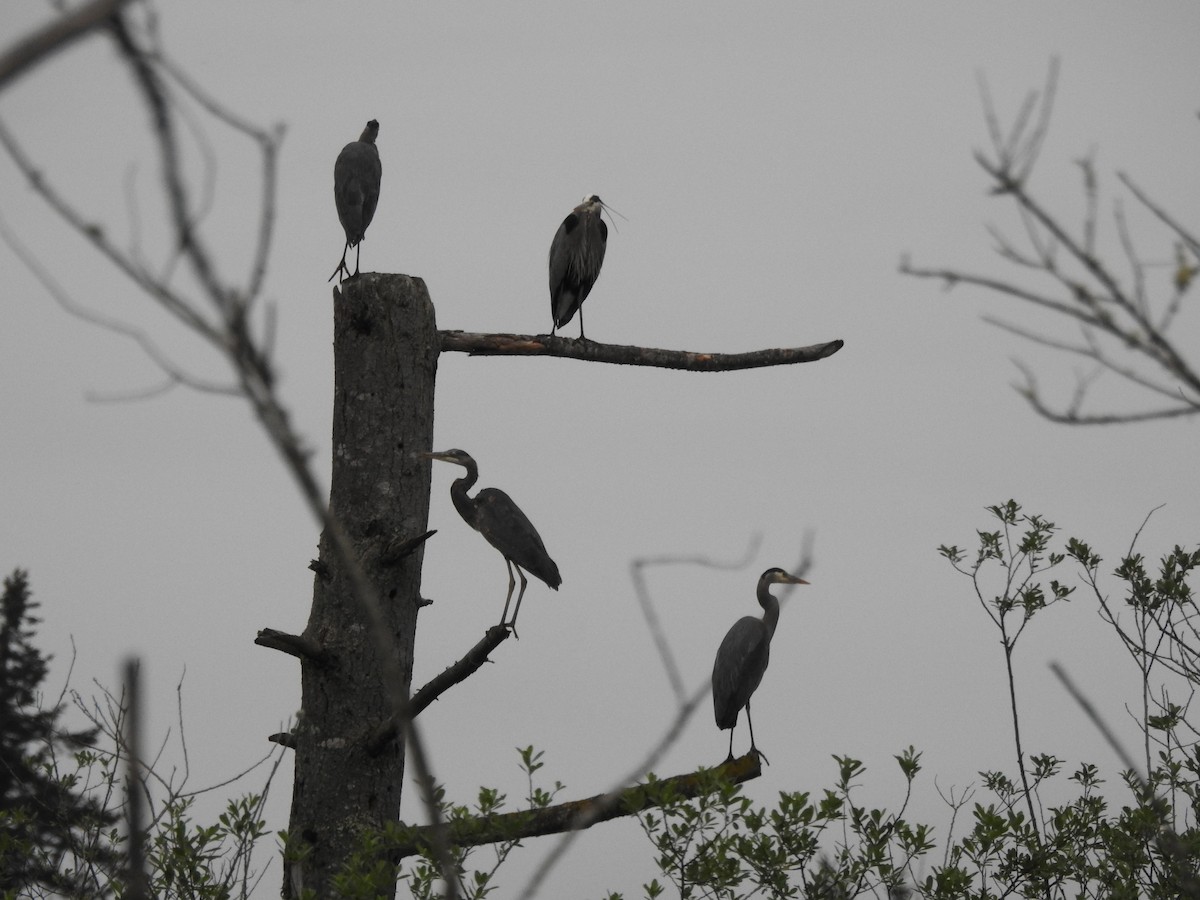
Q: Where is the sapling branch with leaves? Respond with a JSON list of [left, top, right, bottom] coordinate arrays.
[[939, 500, 1074, 844]]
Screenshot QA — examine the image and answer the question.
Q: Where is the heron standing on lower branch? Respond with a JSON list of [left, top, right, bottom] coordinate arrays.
[[712, 567, 809, 762], [330, 119, 382, 283], [549, 195, 608, 339], [422, 449, 561, 636]]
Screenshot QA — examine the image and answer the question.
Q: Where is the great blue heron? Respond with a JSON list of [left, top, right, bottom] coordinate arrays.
[[549, 195, 608, 339], [330, 119, 382, 283], [422, 449, 561, 635], [712, 567, 809, 762]]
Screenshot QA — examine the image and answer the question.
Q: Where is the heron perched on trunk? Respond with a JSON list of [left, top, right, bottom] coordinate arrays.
[[422, 449, 561, 636], [549, 195, 608, 339], [712, 567, 809, 762], [330, 119, 382, 283]]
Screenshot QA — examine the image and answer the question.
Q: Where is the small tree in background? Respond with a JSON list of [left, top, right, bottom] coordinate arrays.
[[0, 567, 281, 899], [0, 569, 118, 897]]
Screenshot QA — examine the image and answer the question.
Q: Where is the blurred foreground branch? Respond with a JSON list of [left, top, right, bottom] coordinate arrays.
[[0, 11, 457, 897], [0, 0, 134, 92]]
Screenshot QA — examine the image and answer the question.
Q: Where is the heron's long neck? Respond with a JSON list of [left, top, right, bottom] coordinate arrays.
[[448, 464, 479, 526], [758, 587, 780, 641]]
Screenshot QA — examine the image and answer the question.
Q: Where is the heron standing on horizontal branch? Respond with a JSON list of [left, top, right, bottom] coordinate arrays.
[[712, 567, 809, 762], [549, 194, 608, 339], [330, 119, 382, 283], [422, 449, 561, 636]]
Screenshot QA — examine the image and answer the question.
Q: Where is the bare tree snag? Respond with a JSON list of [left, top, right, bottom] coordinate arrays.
[[389, 754, 764, 861], [284, 274, 438, 900], [440, 331, 844, 371]]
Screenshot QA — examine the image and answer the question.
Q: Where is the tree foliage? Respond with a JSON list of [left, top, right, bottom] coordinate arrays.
[[0, 568, 279, 899], [607, 503, 1200, 899], [0, 569, 118, 897]]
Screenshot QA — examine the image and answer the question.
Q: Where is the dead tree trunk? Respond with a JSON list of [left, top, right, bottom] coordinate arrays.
[[283, 274, 438, 899], [265, 272, 840, 894]]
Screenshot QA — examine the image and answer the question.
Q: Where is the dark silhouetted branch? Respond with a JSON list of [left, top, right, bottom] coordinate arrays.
[[269, 732, 297, 749], [391, 755, 762, 861], [380, 529, 437, 567], [440, 331, 844, 371], [255, 628, 329, 665], [630, 536, 764, 704], [367, 625, 510, 756]]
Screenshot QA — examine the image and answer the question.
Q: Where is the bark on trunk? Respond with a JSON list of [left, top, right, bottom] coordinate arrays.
[[285, 274, 438, 899]]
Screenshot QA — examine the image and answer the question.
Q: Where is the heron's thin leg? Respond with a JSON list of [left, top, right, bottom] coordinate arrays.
[[725, 728, 735, 763], [745, 702, 769, 765], [329, 243, 350, 283], [578, 305, 585, 340], [353, 241, 362, 277], [509, 567, 530, 639], [499, 559, 517, 625]]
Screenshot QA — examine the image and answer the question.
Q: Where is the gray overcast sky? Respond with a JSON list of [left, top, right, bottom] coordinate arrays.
[[3, 2, 1199, 895]]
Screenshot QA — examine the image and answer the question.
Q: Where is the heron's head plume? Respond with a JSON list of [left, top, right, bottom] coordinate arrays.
[[576, 195, 625, 232], [576, 195, 603, 213]]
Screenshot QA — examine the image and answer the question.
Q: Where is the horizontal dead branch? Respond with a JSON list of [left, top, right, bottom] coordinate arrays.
[[439, 331, 843, 371], [367, 625, 510, 755], [255, 627, 329, 665], [390, 754, 763, 860], [269, 732, 296, 749]]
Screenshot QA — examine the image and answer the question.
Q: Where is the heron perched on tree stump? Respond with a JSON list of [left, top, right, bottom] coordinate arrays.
[[712, 567, 809, 762], [330, 119, 382, 283], [549, 194, 608, 339], [422, 449, 561, 637]]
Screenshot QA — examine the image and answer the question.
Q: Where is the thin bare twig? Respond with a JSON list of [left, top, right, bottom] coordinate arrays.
[[1119, 171, 1200, 259], [629, 535, 764, 703], [148, 44, 284, 303], [0, 208, 238, 398], [0, 115, 222, 343], [905, 61, 1200, 424]]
